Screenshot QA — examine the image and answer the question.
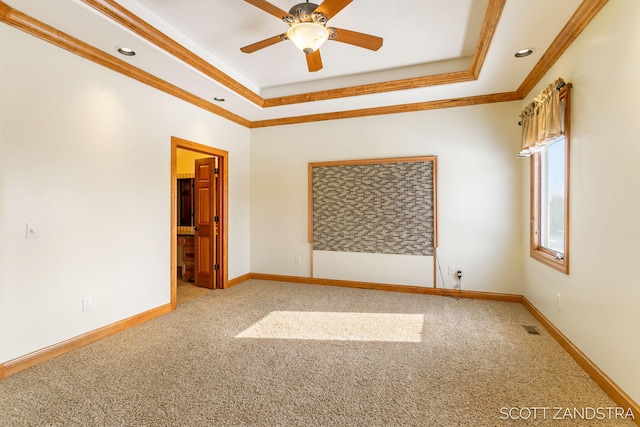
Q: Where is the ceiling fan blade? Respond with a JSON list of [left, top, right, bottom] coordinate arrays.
[[240, 34, 285, 53], [314, 0, 352, 20], [244, 0, 291, 20], [331, 28, 383, 51], [306, 50, 323, 72]]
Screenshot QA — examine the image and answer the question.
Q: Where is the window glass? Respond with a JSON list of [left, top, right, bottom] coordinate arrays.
[[540, 137, 565, 255]]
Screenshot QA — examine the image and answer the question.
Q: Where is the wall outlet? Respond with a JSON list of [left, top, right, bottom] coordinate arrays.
[[295, 256, 302, 265], [82, 296, 93, 312], [455, 266, 463, 275]]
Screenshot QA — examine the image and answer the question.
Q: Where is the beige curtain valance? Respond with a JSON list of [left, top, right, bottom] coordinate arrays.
[[518, 77, 567, 157]]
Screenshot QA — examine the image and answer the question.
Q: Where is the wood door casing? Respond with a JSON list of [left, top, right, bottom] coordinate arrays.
[[171, 137, 228, 309], [194, 158, 217, 289]]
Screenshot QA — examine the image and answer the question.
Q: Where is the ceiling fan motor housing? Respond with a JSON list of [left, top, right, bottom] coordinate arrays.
[[288, 2, 321, 21], [286, 2, 328, 28]]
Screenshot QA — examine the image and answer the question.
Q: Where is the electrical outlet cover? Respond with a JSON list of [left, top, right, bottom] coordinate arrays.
[[26, 222, 39, 239]]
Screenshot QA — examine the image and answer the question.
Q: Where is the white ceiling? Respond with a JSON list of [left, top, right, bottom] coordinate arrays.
[[3, 0, 584, 124], [135, 0, 486, 90]]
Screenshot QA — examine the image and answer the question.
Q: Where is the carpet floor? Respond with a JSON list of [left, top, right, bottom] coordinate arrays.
[[0, 280, 634, 426]]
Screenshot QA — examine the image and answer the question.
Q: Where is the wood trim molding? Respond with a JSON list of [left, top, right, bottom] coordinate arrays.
[[262, 0, 506, 107], [78, 0, 263, 107], [171, 137, 229, 304], [251, 91, 521, 128], [432, 159, 439, 249], [228, 273, 252, 288], [309, 156, 438, 168], [170, 140, 178, 309], [0, 2, 250, 128], [78, 0, 504, 109], [522, 297, 640, 421], [517, 0, 609, 98], [2, 271, 637, 420], [220, 154, 230, 290], [469, 0, 507, 77], [249, 273, 522, 303], [262, 71, 476, 108], [2, 303, 172, 379], [307, 162, 314, 244], [250, 273, 638, 416], [0, 1, 10, 20], [0, 0, 606, 128]]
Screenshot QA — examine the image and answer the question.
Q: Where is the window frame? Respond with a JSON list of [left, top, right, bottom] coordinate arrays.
[[530, 85, 571, 274]]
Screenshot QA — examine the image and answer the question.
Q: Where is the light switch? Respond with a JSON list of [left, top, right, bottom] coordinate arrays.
[[26, 222, 39, 239]]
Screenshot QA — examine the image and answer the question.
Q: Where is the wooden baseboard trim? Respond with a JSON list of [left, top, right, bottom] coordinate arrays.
[[227, 273, 251, 288], [252, 273, 637, 420], [1, 303, 172, 379], [2, 275, 636, 422], [249, 273, 522, 303], [522, 297, 639, 422]]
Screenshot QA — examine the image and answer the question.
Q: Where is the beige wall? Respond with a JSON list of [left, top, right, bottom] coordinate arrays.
[[521, 0, 640, 404], [176, 148, 212, 175], [249, 102, 524, 293], [0, 25, 251, 362], [2, 0, 638, 408]]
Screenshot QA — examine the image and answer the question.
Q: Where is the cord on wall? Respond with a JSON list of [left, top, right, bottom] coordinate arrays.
[[435, 248, 464, 299], [435, 247, 447, 288], [435, 249, 460, 289]]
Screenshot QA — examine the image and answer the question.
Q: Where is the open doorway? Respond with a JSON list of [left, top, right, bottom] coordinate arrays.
[[171, 137, 228, 309]]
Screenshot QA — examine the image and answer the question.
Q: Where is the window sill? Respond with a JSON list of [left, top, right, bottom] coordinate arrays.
[[530, 249, 569, 274]]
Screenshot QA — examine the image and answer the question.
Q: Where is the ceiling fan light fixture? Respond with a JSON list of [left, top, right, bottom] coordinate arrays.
[[287, 22, 329, 54]]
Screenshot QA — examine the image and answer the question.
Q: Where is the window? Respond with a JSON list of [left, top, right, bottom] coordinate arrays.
[[530, 87, 570, 273]]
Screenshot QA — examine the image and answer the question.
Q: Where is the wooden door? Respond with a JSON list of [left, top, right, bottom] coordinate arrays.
[[194, 158, 218, 289]]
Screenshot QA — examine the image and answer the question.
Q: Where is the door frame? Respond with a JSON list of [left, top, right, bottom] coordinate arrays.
[[171, 136, 228, 309]]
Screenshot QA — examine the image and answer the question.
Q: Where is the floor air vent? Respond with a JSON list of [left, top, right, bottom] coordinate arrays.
[[522, 325, 541, 335]]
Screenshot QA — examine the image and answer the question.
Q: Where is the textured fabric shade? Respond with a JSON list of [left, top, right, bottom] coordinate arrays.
[[519, 77, 566, 157]]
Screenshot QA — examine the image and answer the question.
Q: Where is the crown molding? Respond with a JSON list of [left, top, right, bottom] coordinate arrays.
[[0, 1, 251, 127], [0, 0, 610, 128], [250, 91, 521, 128], [79, 0, 264, 107], [80, 0, 505, 108], [517, 0, 609, 98]]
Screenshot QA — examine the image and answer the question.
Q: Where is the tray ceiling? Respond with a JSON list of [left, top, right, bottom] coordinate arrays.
[[0, 0, 606, 127]]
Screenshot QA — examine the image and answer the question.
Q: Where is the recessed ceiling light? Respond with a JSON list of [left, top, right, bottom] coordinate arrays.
[[515, 48, 535, 58], [116, 46, 136, 57], [213, 97, 225, 102]]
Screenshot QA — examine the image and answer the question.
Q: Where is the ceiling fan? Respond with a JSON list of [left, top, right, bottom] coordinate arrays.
[[240, 0, 383, 72]]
